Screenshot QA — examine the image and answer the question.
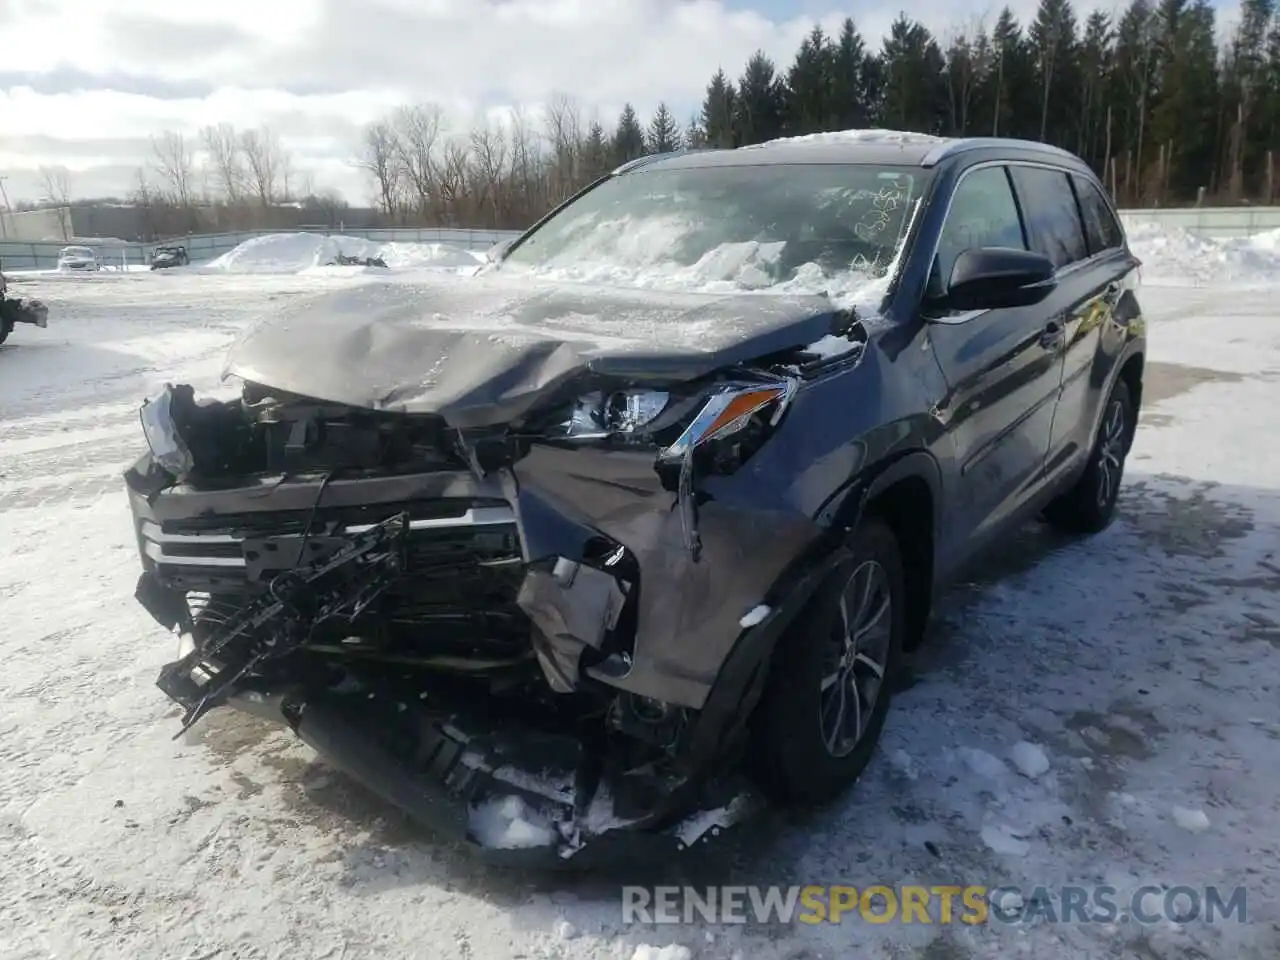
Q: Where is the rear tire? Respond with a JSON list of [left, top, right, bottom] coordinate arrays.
[[747, 517, 905, 804], [1043, 379, 1134, 534]]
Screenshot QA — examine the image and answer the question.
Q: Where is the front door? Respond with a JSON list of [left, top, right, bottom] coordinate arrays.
[[923, 164, 1063, 555]]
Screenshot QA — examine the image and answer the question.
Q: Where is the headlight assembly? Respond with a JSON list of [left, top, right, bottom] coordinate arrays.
[[659, 380, 796, 463], [558, 389, 677, 441], [551, 378, 797, 463], [139, 384, 195, 479]]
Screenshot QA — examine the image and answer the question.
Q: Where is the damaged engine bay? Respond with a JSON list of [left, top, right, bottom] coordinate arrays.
[[125, 313, 863, 863]]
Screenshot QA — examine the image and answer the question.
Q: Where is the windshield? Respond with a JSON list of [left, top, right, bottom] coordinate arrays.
[[63, 247, 92, 257], [499, 163, 925, 305]]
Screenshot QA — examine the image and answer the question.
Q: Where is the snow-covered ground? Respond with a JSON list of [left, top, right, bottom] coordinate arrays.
[[1, 231, 1279, 960]]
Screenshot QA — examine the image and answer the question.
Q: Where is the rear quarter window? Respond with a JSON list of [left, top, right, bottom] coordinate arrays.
[[1072, 175, 1125, 254], [1008, 166, 1089, 270]]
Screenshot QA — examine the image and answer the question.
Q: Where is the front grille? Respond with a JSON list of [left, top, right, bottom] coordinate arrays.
[[145, 497, 529, 658], [141, 499, 516, 575]]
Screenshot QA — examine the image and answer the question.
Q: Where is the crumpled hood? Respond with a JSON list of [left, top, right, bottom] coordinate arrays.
[[223, 272, 843, 428]]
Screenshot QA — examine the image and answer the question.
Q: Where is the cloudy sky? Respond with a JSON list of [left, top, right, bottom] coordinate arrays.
[[0, 0, 1234, 206]]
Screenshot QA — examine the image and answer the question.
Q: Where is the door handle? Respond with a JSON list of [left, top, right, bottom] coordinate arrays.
[[1040, 320, 1065, 349]]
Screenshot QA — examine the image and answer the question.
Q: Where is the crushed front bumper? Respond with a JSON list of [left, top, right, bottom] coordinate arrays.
[[126, 430, 822, 862], [140, 510, 757, 866], [188, 679, 758, 867]]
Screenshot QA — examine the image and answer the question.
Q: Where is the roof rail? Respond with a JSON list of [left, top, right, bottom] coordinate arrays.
[[611, 147, 722, 175], [921, 137, 1081, 167]]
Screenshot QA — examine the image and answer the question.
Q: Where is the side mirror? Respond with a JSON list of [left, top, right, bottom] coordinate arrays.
[[939, 247, 1057, 312]]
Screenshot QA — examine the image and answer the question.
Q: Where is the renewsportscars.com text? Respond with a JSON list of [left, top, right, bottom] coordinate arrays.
[[621, 884, 1248, 926]]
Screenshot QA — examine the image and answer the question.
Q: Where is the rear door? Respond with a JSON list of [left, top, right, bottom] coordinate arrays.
[[1006, 166, 1128, 485], [924, 163, 1063, 554]]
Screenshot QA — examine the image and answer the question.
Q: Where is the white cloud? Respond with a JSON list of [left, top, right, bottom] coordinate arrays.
[[2, 0, 1121, 204]]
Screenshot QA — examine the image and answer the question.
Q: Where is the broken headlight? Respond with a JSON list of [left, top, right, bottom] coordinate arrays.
[[553, 381, 797, 461], [658, 381, 797, 464], [558, 389, 677, 441], [139, 384, 195, 479]]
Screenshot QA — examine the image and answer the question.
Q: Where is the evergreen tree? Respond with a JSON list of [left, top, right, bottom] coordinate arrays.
[[685, 114, 708, 148], [582, 121, 612, 179], [830, 18, 870, 129], [701, 69, 738, 147], [977, 8, 1038, 138], [646, 103, 683, 153], [735, 51, 787, 144], [612, 104, 647, 165], [1076, 11, 1115, 167], [784, 24, 837, 134], [1030, 0, 1082, 143], [683, 0, 1278, 205], [880, 16, 947, 134]]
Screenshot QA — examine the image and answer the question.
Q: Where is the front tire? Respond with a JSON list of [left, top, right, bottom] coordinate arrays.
[[748, 517, 905, 804], [1044, 379, 1134, 534]]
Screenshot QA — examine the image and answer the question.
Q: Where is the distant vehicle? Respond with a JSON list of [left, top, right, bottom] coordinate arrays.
[[0, 268, 50, 345], [330, 253, 387, 268], [56, 245, 101, 271], [150, 245, 190, 270]]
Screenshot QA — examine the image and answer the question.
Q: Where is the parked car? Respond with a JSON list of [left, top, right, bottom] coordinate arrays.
[[0, 268, 49, 345], [123, 133, 1145, 864], [150, 245, 190, 270], [56, 245, 100, 271]]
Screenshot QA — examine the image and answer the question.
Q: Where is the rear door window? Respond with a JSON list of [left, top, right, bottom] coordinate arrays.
[[1008, 166, 1089, 270], [1072, 175, 1125, 254]]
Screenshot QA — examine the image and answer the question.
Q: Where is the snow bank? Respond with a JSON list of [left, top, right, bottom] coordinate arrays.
[[203, 232, 486, 275], [1127, 222, 1280, 286]]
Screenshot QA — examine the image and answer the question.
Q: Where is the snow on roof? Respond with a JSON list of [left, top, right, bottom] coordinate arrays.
[[751, 128, 950, 149]]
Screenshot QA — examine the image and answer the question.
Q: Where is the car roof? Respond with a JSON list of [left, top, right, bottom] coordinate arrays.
[[616, 130, 1089, 175]]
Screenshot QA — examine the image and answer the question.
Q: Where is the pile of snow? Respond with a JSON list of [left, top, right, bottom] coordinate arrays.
[[1127, 222, 1280, 286], [467, 794, 558, 849], [203, 232, 486, 275]]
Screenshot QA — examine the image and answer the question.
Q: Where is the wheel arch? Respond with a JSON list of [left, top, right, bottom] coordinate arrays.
[[683, 448, 942, 771]]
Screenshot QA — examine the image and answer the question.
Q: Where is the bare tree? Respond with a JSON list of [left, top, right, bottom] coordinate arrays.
[[38, 165, 73, 240], [240, 126, 286, 207], [200, 123, 246, 202], [507, 104, 540, 220], [357, 119, 402, 215], [433, 139, 471, 224], [469, 120, 509, 225], [393, 103, 445, 215], [131, 167, 161, 240], [544, 93, 583, 199], [152, 131, 196, 208]]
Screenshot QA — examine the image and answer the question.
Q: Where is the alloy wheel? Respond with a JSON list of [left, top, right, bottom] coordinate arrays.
[[1096, 398, 1127, 508], [819, 559, 893, 758]]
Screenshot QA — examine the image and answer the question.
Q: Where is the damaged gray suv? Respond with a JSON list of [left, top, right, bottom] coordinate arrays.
[[125, 133, 1146, 864]]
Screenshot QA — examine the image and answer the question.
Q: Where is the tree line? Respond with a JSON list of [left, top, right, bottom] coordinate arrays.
[[357, 0, 1279, 228], [25, 0, 1280, 238]]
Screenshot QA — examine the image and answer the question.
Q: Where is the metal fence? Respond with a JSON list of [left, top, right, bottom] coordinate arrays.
[[1117, 206, 1280, 239], [2, 209, 1277, 272], [0, 227, 523, 272]]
